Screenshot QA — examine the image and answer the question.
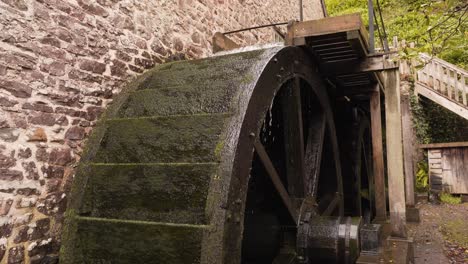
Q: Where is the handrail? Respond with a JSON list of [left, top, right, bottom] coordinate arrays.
[[417, 53, 468, 106], [419, 53, 468, 76]]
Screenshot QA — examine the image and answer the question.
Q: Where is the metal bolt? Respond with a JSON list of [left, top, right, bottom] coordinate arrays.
[[249, 132, 255, 138], [235, 198, 242, 204], [273, 57, 278, 63]]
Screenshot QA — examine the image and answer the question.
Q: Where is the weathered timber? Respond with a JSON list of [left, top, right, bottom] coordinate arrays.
[[425, 146, 468, 194], [415, 53, 468, 119], [415, 82, 468, 120], [401, 89, 416, 207], [370, 88, 387, 220], [383, 69, 407, 237], [322, 54, 399, 76], [420, 142, 468, 149], [212, 32, 240, 53], [291, 13, 367, 39]]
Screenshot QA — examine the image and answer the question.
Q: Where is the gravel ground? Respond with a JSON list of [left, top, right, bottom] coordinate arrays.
[[407, 200, 468, 264]]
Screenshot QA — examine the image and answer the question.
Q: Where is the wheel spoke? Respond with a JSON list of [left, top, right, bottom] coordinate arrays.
[[254, 140, 298, 223], [321, 192, 340, 216], [282, 77, 306, 197], [304, 112, 326, 197]]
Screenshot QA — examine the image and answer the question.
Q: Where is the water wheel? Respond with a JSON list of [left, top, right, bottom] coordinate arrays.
[[61, 46, 367, 263]]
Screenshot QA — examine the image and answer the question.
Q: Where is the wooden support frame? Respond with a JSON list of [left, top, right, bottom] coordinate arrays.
[[370, 86, 387, 220], [383, 69, 407, 238], [401, 90, 416, 207], [285, 13, 368, 47], [323, 54, 399, 76], [415, 82, 468, 120]]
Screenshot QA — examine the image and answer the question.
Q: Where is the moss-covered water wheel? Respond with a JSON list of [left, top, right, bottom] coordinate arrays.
[[60, 46, 371, 263]]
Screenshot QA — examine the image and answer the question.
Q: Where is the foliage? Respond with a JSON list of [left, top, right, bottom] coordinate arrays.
[[439, 192, 462, 204], [415, 161, 429, 191], [419, 99, 468, 143], [409, 92, 432, 144], [325, 0, 468, 69]]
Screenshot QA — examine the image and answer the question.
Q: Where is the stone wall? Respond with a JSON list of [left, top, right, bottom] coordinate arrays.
[[0, 0, 324, 263]]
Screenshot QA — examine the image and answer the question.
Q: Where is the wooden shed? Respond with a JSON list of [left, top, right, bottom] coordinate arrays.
[[420, 142, 468, 194]]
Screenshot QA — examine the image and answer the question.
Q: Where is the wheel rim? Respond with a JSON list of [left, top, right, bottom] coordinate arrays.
[[228, 69, 344, 262]]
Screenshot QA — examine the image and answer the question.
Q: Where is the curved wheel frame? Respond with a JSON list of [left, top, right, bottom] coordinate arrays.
[[214, 47, 344, 264]]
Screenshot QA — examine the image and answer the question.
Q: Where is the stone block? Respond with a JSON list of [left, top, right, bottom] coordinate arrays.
[[0, 128, 19, 142], [48, 148, 73, 166], [0, 169, 23, 181], [360, 223, 382, 254], [0, 79, 32, 98], [7, 245, 24, 264], [79, 59, 106, 74], [22, 102, 54, 113], [406, 206, 420, 223]]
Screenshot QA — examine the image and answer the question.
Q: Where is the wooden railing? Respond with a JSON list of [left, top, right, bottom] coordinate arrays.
[[416, 53, 468, 106]]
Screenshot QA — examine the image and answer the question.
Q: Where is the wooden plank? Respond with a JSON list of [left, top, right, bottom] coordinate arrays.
[[370, 88, 387, 220], [428, 152, 442, 159], [212, 32, 240, 53], [420, 142, 468, 149], [383, 69, 407, 237], [347, 30, 367, 58], [323, 54, 399, 76], [462, 75, 467, 106], [292, 13, 363, 38], [441, 148, 468, 194], [415, 82, 468, 120], [454, 71, 459, 102]]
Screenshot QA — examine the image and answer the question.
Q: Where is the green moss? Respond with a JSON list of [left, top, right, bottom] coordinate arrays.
[[442, 219, 468, 248], [214, 141, 224, 160], [61, 217, 207, 264], [94, 114, 227, 163], [81, 163, 217, 224], [440, 192, 462, 205]]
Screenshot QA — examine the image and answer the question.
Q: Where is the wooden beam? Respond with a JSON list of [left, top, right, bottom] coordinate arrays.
[[401, 92, 415, 207], [212, 32, 240, 53], [415, 82, 468, 120], [291, 13, 363, 38], [383, 69, 407, 238], [370, 87, 387, 221], [420, 142, 468, 149], [323, 55, 399, 76]]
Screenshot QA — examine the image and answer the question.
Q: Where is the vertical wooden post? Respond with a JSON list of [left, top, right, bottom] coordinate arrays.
[[368, 0, 375, 53], [384, 69, 407, 238], [401, 88, 415, 207], [370, 87, 387, 220]]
